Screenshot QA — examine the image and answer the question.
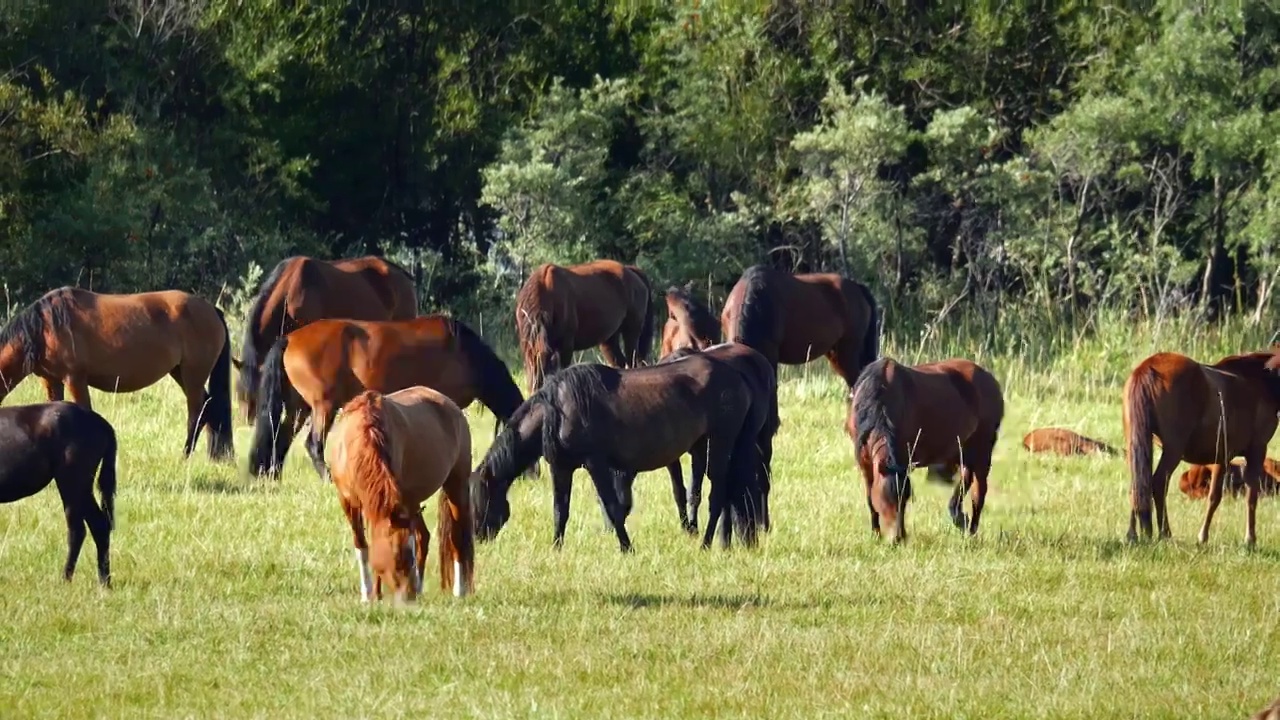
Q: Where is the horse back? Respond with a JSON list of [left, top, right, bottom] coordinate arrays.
[[897, 359, 996, 458], [382, 386, 471, 502], [548, 261, 632, 347], [327, 256, 417, 319], [773, 273, 854, 360], [288, 256, 411, 326], [52, 289, 222, 368]]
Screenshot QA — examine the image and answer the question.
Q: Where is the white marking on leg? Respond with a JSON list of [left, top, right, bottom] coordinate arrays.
[[453, 560, 467, 598], [355, 548, 373, 602]]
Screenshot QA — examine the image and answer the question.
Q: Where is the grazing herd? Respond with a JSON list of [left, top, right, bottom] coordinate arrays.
[[0, 254, 1275, 601]]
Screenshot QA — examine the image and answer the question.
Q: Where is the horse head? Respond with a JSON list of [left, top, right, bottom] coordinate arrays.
[[472, 464, 511, 542], [368, 510, 421, 604]]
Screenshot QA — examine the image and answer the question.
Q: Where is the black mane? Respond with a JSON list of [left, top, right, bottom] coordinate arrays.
[[734, 265, 775, 350], [851, 357, 903, 475], [477, 395, 547, 488], [238, 256, 294, 392], [666, 284, 720, 343], [0, 287, 74, 376]]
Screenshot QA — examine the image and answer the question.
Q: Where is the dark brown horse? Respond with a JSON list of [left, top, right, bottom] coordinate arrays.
[[1179, 458, 1280, 500], [0, 401, 117, 586], [515, 260, 655, 395], [472, 358, 760, 552], [248, 314, 523, 480], [232, 255, 417, 423], [0, 287, 233, 459], [660, 284, 720, 358], [847, 356, 1004, 543], [1124, 351, 1280, 547], [721, 264, 879, 387]]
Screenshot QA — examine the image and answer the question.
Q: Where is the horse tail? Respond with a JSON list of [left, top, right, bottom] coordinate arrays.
[[854, 281, 880, 367], [1125, 367, 1159, 520], [727, 416, 762, 547], [96, 417, 118, 529], [248, 335, 292, 476], [631, 267, 656, 366], [206, 306, 235, 460], [238, 256, 294, 411], [452, 319, 523, 435], [438, 471, 476, 597]]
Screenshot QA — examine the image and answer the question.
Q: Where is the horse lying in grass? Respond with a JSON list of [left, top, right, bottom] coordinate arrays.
[[233, 254, 417, 424], [1179, 458, 1280, 501], [324, 387, 475, 603], [472, 358, 759, 552], [660, 284, 720, 358], [248, 314, 522, 480], [0, 402, 117, 587], [1123, 350, 1280, 547], [1021, 427, 1116, 455], [847, 356, 1004, 543], [0, 286, 233, 460]]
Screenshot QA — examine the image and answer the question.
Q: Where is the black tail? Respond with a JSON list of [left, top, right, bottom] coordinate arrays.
[[205, 307, 235, 460], [854, 281, 880, 369], [453, 318, 524, 438], [248, 335, 293, 476], [97, 420, 117, 529], [727, 418, 762, 547], [633, 271, 656, 366]]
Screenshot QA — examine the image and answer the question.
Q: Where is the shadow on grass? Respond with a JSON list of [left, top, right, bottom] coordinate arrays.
[[183, 474, 278, 495], [604, 592, 777, 611]]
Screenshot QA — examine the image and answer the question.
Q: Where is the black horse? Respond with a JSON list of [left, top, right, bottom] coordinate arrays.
[[0, 401, 118, 586], [472, 358, 759, 552]]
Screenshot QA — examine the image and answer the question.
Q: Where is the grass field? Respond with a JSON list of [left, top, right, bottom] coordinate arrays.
[[2, 312, 1280, 719]]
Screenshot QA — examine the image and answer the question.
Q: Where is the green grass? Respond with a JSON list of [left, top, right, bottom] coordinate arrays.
[[3, 312, 1280, 719]]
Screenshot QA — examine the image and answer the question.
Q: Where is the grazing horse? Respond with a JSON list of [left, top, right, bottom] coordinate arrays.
[[0, 402, 117, 586], [847, 356, 1004, 543], [472, 359, 759, 552], [325, 387, 475, 603], [232, 255, 417, 423], [0, 287, 233, 460], [721, 264, 879, 387], [1124, 351, 1280, 546], [248, 314, 523, 480], [660, 284, 720, 358], [1179, 458, 1280, 500], [1022, 427, 1116, 455], [515, 260, 655, 396], [657, 342, 779, 535]]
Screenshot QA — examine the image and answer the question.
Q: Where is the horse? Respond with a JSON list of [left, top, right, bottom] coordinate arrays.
[[248, 314, 523, 480], [514, 260, 655, 396], [1179, 458, 1280, 500], [324, 387, 475, 603], [657, 342, 779, 536], [0, 401, 117, 586], [721, 264, 879, 387], [0, 286, 233, 460], [1022, 427, 1116, 455], [1123, 351, 1280, 547], [472, 359, 759, 552], [660, 283, 720, 358], [847, 356, 1004, 543], [1252, 695, 1280, 720], [232, 255, 417, 423]]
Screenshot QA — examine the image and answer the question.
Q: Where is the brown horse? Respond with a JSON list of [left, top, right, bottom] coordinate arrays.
[[660, 284, 720, 358], [325, 387, 475, 603], [232, 255, 417, 423], [847, 356, 1004, 543], [1179, 458, 1280, 500], [0, 286, 233, 459], [248, 314, 523, 480], [1022, 427, 1116, 455], [1124, 351, 1280, 547], [1252, 695, 1280, 720], [721, 264, 879, 387], [515, 260, 655, 395]]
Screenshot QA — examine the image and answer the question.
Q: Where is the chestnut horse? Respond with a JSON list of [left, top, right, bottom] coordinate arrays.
[[721, 264, 879, 387], [1022, 427, 1116, 455], [232, 255, 417, 423], [248, 314, 523, 479], [325, 387, 475, 603], [1124, 351, 1280, 546], [0, 287, 233, 460], [1179, 458, 1280, 500], [0, 401, 117, 586], [847, 356, 1004, 543], [473, 359, 760, 552], [660, 284, 720, 358], [515, 260, 655, 395]]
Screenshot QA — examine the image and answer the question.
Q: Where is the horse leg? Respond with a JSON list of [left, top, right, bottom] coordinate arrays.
[[172, 367, 207, 458], [340, 497, 374, 602], [757, 438, 773, 532], [81, 485, 112, 587], [599, 335, 626, 369], [584, 459, 633, 553], [688, 439, 708, 534], [551, 464, 575, 550], [305, 401, 336, 482], [54, 480, 88, 583], [667, 460, 694, 534], [1196, 464, 1227, 545], [40, 376, 65, 402], [858, 457, 880, 536], [1242, 446, 1266, 547], [1150, 449, 1181, 540], [411, 510, 429, 595], [66, 375, 93, 411], [700, 431, 735, 551]]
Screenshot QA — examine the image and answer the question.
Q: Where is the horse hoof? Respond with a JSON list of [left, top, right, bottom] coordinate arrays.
[[951, 513, 969, 530]]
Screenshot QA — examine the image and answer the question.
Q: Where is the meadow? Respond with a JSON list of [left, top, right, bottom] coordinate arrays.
[[2, 310, 1279, 719]]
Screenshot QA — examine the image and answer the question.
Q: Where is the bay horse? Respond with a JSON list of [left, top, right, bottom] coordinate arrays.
[[515, 260, 655, 396], [232, 255, 417, 423], [0, 286, 233, 460], [660, 284, 720, 358], [0, 401, 117, 586], [1124, 351, 1280, 546], [472, 358, 759, 552], [1022, 427, 1116, 455], [325, 387, 475, 603], [657, 342, 778, 536], [721, 264, 879, 387], [1179, 458, 1280, 500], [847, 356, 1004, 543], [248, 314, 523, 480]]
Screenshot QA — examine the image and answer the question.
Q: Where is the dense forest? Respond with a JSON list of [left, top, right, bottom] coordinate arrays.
[[3, 1, 1279, 330]]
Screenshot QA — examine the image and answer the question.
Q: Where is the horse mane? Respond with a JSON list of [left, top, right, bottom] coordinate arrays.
[[666, 284, 719, 343], [851, 357, 907, 504], [477, 394, 547, 485], [0, 287, 74, 374], [515, 265, 557, 371], [339, 391, 407, 523], [238, 256, 295, 389], [449, 316, 524, 422], [734, 265, 775, 349]]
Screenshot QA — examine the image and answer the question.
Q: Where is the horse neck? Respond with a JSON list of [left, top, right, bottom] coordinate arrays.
[[0, 341, 30, 399]]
